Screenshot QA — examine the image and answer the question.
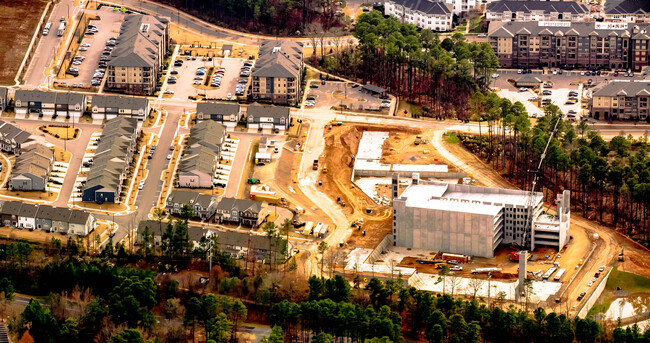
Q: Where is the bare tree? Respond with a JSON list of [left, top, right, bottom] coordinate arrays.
[[448, 275, 462, 297], [329, 27, 344, 57], [467, 276, 485, 299], [306, 22, 323, 56]]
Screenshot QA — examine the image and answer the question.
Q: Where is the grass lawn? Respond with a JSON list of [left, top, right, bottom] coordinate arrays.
[[444, 133, 460, 144], [39, 125, 80, 140], [606, 267, 650, 293], [470, 16, 485, 33]]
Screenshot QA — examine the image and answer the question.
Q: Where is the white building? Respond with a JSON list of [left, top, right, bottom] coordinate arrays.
[[392, 175, 570, 258], [443, 0, 478, 16], [384, 0, 454, 31], [486, 0, 590, 22], [605, 0, 650, 23]]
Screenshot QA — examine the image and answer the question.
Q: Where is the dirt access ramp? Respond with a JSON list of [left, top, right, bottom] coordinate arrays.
[[0, 0, 49, 84], [381, 129, 458, 171]]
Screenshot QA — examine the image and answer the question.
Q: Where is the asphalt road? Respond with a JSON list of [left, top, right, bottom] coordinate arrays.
[[24, 0, 80, 87]]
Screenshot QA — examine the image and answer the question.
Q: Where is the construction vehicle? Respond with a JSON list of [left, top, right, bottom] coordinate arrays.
[[313, 159, 319, 170], [247, 178, 261, 184], [521, 111, 564, 248], [322, 165, 328, 173], [618, 247, 625, 261], [510, 251, 528, 261], [250, 194, 286, 206], [442, 253, 470, 263]]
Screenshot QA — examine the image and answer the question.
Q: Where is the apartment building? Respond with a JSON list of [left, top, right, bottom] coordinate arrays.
[[177, 121, 226, 188], [589, 80, 650, 120], [0, 121, 34, 154], [251, 40, 303, 106], [384, 0, 454, 31], [90, 95, 150, 120], [82, 117, 140, 203], [488, 21, 650, 71], [106, 14, 169, 95], [10, 143, 54, 191], [0, 201, 95, 235], [486, 1, 590, 22], [14, 90, 86, 117], [196, 102, 241, 128], [165, 190, 218, 220], [246, 103, 291, 132], [215, 198, 267, 227], [0, 87, 7, 111], [605, 0, 650, 23], [392, 175, 570, 258]]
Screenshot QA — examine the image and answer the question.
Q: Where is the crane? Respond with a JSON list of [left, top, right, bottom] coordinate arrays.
[[521, 112, 564, 248]]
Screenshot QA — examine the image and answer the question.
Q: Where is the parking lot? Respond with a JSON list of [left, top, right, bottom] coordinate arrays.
[[166, 57, 251, 100], [304, 81, 389, 111], [69, 131, 101, 203], [58, 7, 125, 88], [495, 74, 584, 120]]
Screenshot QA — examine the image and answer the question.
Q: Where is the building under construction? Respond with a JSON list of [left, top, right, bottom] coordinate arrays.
[[391, 174, 570, 258]]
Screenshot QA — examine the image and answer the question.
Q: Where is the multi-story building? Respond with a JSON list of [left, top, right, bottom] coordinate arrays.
[[177, 121, 226, 188], [384, 0, 453, 31], [215, 198, 267, 227], [0, 87, 8, 111], [106, 14, 169, 95], [165, 190, 218, 220], [0, 121, 34, 154], [10, 143, 54, 191], [392, 175, 570, 258], [605, 0, 650, 23], [589, 80, 650, 120], [82, 117, 140, 203], [0, 201, 95, 234], [196, 102, 241, 129], [245, 103, 291, 132], [486, 0, 590, 22], [488, 21, 650, 71], [14, 90, 85, 117], [90, 95, 150, 121], [251, 40, 303, 106]]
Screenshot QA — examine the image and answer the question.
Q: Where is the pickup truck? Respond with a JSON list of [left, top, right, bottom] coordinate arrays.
[[313, 159, 319, 170]]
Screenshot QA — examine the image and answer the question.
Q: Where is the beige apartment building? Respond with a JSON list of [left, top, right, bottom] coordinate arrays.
[[106, 15, 169, 95], [589, 80, 650, 121], [251, 40, 304, 106]]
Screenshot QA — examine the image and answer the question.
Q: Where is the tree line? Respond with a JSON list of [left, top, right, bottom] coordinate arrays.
[[313, 11, 499, 118], [460, 93, 650, 247], [154, 0, 345, 36]]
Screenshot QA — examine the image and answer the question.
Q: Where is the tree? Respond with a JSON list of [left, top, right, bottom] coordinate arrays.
[[184, 297, 201, 343], [264, 222, 278, 269], [313, 332, 334, 343], [180, 204, 194, 220], [317, 241, 329, 277], [21, 299, 59, 343], [436, 265, 450, 294], [108, 276, 156, 328], [206, 313, 232, 343], [467, 276, 485, 299], [109, 328, 145, 343], [261, 326, 284, 343], [230, 300, 247, 341]]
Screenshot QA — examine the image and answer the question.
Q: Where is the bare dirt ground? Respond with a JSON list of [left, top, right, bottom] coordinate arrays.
[[319, 125, 398, 249], [0, 0, 48, 84], [381, 130, 457, 170]]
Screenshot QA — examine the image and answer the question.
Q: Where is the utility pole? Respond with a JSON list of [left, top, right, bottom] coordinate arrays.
[[487, 272, 492, 309], [207, 236, 213, 284]]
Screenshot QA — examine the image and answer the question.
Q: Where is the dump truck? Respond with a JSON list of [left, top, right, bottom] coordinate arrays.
[[442, 253, 470, 264]]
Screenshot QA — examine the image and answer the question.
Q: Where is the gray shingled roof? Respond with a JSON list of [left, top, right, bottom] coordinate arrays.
[[108, 14, 168, 68], [388, 0, 453, 15], [215, 197, 262, 213], [11, 143, 53, 181], [592, 81, 650, 97], [0, 201, 22, 215], [83, 117, 138, 193], [606, 0, 650, 15], [247, 103, 290, 120], [0, 87, 7, 102], [167, 190, 201, 205], [35, 205, 56, 220], [0, 121, 32, 147], [196, 101, 240, 116], [488, 21, 648, 38], [68, 210, 90, 225], [18, 203, 38, 217], [362, 84, 387, 94], [487, 0, 589, 16], [92, 95, 149, 111], [253, 40, 303, 79], [14, 90, 57, 104]]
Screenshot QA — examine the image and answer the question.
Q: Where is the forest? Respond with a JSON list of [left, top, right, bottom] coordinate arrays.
[[1, 236, 650, 343], [312, 11, 499, 119], [457, 92, 650, 247], [153, 0, 345, 35]]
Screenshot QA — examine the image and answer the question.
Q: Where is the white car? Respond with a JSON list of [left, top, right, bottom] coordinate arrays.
[[164, 90, 174, 94], [167, 154, 172, 160], [227, 93, 232, 100], [588, 281, 593, 287], [193, 80, 202, 85], [138, 181, 145, 190], [81, 43, 91, 47]]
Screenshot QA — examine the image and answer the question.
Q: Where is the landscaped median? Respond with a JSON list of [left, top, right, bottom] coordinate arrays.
[[39, 125, 80, 140]]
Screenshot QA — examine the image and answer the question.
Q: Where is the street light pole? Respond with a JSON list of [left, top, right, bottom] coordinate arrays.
[[487, 272, 492, 309]]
